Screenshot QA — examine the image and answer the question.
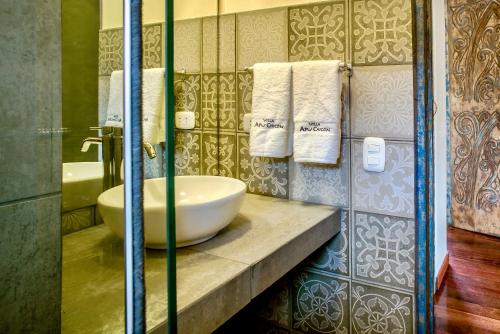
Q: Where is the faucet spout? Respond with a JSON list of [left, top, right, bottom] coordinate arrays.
[[80, 137, 103, 152], [143, 142, 157, 159]]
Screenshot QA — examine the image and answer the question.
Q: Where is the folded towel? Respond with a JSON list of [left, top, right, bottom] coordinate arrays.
[[292, 60, 342, 164], [249, 63, 293, 158], [105, 70, 124, 128], [142, 68, 166, 143], [105, 69, 166, 145]]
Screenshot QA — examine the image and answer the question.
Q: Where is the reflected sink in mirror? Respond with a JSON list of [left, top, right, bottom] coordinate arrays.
[[97, 176, 246, 249], [62, 162, 104, 212]]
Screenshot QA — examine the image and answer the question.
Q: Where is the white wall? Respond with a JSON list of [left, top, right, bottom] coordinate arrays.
[[219, 0, 321, 13], [432, 0, 448, 288], [101, 0, 217, 29]]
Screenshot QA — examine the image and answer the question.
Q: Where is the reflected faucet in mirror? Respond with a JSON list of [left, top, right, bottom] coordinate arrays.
[[80, 137, 103, 152]]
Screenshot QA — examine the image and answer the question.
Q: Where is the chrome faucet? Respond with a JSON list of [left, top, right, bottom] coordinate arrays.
[[143, 142, 157, 159], [80, 137, 103, 152]]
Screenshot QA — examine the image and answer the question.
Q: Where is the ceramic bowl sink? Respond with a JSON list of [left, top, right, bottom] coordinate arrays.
[[97, 176, 246, 249], [62, 162, 104, 212]]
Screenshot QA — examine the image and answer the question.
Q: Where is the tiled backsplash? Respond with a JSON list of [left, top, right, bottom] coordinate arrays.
[[98, 0, 416, 331]]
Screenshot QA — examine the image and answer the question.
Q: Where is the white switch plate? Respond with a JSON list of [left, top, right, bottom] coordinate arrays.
[[175, 111, 195, 129], [363, 137, 385, 172]]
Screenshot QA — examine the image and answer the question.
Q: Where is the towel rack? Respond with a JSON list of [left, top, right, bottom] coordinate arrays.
[[244, 62, 352, 77]]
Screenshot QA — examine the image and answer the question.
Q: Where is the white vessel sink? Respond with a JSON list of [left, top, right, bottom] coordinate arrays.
[[97, 176, 246, 249], [62, 162, 104, 212]]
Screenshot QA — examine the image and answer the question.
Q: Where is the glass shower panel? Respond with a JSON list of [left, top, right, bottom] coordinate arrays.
[[60, 0, 127, 332]]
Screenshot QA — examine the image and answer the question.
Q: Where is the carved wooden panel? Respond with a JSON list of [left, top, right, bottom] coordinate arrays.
[[448, 0, 499, 236]]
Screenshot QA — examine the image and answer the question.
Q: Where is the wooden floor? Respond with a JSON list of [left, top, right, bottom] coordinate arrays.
[[434, 227, 500, 334]]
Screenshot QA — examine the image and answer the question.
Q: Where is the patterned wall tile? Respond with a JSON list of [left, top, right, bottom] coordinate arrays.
[[202, 132, 219, 176], [254, 278, 290, 329], [62, 206, 95, 235], [203, 15, 236, 73], [353, 211, 415, 291], [237, 8, 288, 70], [290, 139, 350, 207], [175, 130, 201, 176], [237, 134, 289, 198], [352, 0, 412, 65], [202, 74, 218, 130], [143, 24, 162, 68], [351, 282, 413, 334], [351, 65, 414, 140], [99, 25, 162, 76], [352, 140, 415, 218], [98, 76, 110, 126], [219, 132, 237, 177], [174, 19, 201, 73], [202, 17, 218, 73], [219, 73, 237, 131], [292, 270, 350, 334], [288, 2, 347, 61], [219, 15, 236, 73], [237, 71, 253, 132], [309, 210, 350, 277], [202, 73, 237, 131], [99, 29, 123, 76], [174, 74, 201, 129]]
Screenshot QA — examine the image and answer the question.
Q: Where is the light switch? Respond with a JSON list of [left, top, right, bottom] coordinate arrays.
[[175, 111, 195, 129], [363, 137, 385, 172], [368, 144, 380, 153]]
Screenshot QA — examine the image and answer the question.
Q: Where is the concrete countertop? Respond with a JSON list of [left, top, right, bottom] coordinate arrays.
[[62, 194, 340, 334]]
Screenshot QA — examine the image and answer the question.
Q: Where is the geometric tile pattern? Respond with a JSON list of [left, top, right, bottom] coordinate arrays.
[[237, 8, 288, 70], [99, 29, 123, 76], [202, 17, 218, 73], [218, 73, 237, 131], [202, 15, 236, 73], [353, 211, 415, 290], [236, 71, 253, 132], [99, 24, 162, 76], [237, 134, 289, 199], [352, 0, 413, 65], [202, 74, 219, 130], [219, 14, 236, 73], [175, 130, 201, 176], [310, 210, 350, 276], [219, 132, 237, 178], [289, 2, 347, 61], [174, 74, 201, 129], [202, 132, 219, 176], [351, 65, 414, 140], [143, 24, 162, 68], [201, 73, 237, 131], [351, 282, 414, 334], [174, 19, 201, 73], [292, 270, 350, 334], [352, 140, 415, 218], [290, 140, 350, 207]]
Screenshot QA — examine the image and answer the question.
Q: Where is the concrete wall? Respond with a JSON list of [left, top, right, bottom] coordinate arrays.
[[0, 0, 62, 331]]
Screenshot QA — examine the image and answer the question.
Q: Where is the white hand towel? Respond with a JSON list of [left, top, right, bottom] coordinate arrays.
[[249, 63, 293, 158], [142, 68, 166, 144], [293, 60, 342, 164], [105, 70, 124, 127], [105, 69, 166, 145]]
